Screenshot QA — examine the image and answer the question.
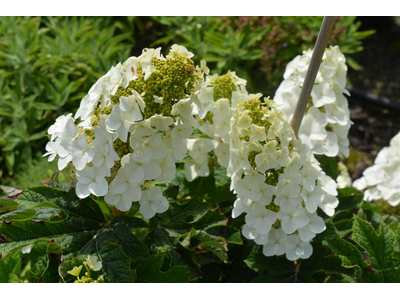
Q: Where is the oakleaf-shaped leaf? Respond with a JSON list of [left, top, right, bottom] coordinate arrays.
[[353, 217, 398, 282], [99, 241, 133, 283], [192, 230, 228, 264], [325, 238, 375, 282], [96, 217, 149, 259], [0, 186, 104, 259], [326, 238, 367, 269], [316, 155, 339, 180], [16, 186, 105, 223]]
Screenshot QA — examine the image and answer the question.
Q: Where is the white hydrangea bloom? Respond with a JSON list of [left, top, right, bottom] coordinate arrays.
[[184, 71, 248, 181], [44, 45, 208, 219], [139, 186, 169, 219], [262, 228, 287, 257], [185, 159, 210, 182], [353, 131, 400, 206], [76, 166, 108, 198], [168, 44, 194, 59], [105, 105, 131, 143], [274, 46, 351, 158], [245, 203, 278, 235], [285, 235, 313, 261], [186, 138, 215, 165], [47, 113, 73, 141], [43, 138, 65, 162], [229, 95, 339, 261]]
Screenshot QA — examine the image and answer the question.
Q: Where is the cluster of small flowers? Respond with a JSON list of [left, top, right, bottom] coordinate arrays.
[[44, 45, 207, 218], [228, 96, 339, 261], [67, 255, 104, 283], [353, 131, 400, 206], [274, 45, 351, 158], [184, 71, 248, 181]]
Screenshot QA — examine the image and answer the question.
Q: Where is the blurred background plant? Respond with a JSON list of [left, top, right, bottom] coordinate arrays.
[[0, 16, 132, 182], [0, 16, 374, 188], [151, 16, 374, 93]]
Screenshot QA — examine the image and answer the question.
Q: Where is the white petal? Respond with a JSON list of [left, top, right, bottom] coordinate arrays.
[[140, 202, 157, 219], [76, 183, 91, 199]]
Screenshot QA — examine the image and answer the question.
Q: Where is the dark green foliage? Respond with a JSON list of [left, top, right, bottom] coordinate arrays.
[[27, 240, 63, 283], [327, 218, 400, 283], [1, 159, 400, 283], [99, 241, 133, 283], [316, 155, 339, 181], [0, 178, 237, 282], [132, 254, 189, 283]]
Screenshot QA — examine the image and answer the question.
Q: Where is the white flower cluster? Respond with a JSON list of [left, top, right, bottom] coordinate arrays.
[[229, 96, 339, 261], [44, 45, 207, 218], [43, 43, 347, 262], [274, 46, 351, 158], [185, 71, 248, 181], [353, 131, 400, 206]]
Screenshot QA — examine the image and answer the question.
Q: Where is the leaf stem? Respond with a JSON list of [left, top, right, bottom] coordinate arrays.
[[294, 258, 302, 282]]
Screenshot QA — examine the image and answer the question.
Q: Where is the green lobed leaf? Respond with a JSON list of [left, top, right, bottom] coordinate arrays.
[[245, 252, 294, 273], [0, 215, 100, 258], [131, 254, 189, 283], [0, 208, 36, 221], [149, 191, 230, 277], [334, 219, 354, 239], [99, 241, 133, 283], [206, 226, 243, 245], [0, 248, 22, 283], [27, 240, 63, 283], [96, 218, 149, 259], [325, 237, 380, 282], [192, 230, 228, 264], [335, 188, 364, 213], [16, 186, 105, 223], [396, 225, 400, 247], [0, 198, 19, 214], [151, 197, 226, 232], [0, 187, 104, 258], [316, 155, 339, 180], [151, 226, 200, 276], [353, 217, 398, 282], [326, 238, 367, 269]]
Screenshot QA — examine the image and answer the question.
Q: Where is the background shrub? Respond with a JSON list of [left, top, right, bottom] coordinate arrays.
[[150, 16, 374, 94], [0, 16, 131, 179]]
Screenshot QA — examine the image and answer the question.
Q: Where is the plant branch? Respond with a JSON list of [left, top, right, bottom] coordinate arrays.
[[290, 16, 336, 137]]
